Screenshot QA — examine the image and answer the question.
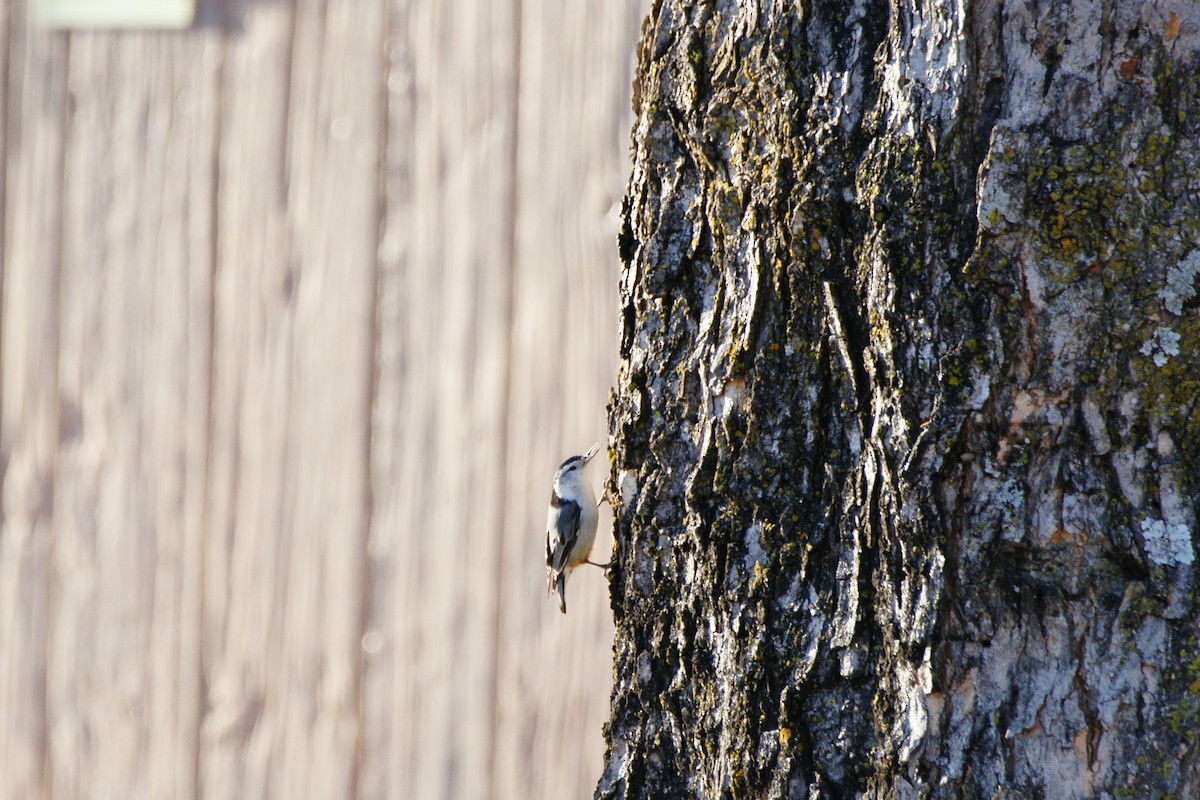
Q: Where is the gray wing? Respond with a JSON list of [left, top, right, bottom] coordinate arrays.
[[547, 497, 582, 576]]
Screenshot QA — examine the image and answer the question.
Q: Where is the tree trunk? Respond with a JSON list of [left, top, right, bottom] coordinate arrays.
[[600, 1, 1200, 797]]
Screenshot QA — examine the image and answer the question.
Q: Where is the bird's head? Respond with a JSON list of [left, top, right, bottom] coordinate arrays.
[[554, 443, 601, 489]]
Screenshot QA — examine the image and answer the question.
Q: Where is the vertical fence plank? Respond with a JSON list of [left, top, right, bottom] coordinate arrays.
[[201, 1, 300, 792], [357, 1, 520, 797], [492, 1, 647, 797], [0, 14, 67, 800], [200, 0, 380, 796], [273, 0, 381, 795], [47, 31, 219, 800]]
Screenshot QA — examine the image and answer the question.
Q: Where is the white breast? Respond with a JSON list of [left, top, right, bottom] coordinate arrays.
[[567, 499, 599, 570]]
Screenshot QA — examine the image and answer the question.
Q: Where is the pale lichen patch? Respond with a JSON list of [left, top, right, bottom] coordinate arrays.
[[1138, 518, 1194, 566], [1141, 325, 1182, 367], [1159, 250, 1200, 316]]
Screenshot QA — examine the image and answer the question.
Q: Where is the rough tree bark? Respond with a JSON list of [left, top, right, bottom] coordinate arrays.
[[600, 0, 1200, 797]]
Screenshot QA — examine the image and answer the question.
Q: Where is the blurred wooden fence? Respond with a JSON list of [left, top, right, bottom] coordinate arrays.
[[0, 0, 646, 797]]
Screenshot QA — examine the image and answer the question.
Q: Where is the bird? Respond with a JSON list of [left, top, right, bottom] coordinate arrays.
[[545, 443, 607, 613]]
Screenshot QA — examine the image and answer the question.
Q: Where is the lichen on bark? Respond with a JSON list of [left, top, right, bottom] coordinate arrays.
[[601, 1, 1200, 798]]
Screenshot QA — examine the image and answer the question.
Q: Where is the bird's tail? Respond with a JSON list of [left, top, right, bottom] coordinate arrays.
[[555, 573, 567, 614]]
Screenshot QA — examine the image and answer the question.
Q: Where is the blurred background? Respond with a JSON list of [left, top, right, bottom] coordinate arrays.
[[0, 0, 648, 797]]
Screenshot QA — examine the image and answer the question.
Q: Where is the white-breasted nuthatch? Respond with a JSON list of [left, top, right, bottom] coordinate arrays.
[[545, 443, 607, 614]]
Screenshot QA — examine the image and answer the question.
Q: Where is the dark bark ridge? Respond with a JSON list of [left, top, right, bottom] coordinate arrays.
[[602, 0, 1200, 798]]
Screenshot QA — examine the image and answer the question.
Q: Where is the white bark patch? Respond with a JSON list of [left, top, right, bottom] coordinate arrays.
[[712, 376, 746, 420], [795, 596, 825, 678], [619, 469, 639, 508], [895, 658, 929, 763], [1158, 460, 1192, 527], [808, 0, 871, 135], [709, 621, 751, 794], [1154, 461, 1197, 610], [822, 281, 861, 410], [968, 373, 991, 410], [637, 652, 652, 687], [742, 522, 766, 573], [994, 479, 1026, 545], [1118, 389, 1140, 424], [904, 548, 944, 644], [1138, 518, 1194, 566], [775, 574, 802, 613], [1081, 395, 1111, 455], [831, 538, 860, 649], [847, 426, 862, 459], [923, 691, 944, 741], [938, 671, 976, 780], [839, 644, 866, 678], [1009, 618, 1097, 797], [1060, 493, 1100, 590], [596, 728, 632, 795], [881, 0, 967, 132], [632, 532, 667, 598], [977, 129, 1024, 231], [1111, 448, 1146, 509], [1133, 616, 1168, 680], [977, 164, 1018, 232], [1020, 257, 1047, 312], [997, 0, 1100, 129]]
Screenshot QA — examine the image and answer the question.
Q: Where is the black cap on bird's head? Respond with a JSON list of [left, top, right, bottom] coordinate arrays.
[[556, 443, 601, 479]]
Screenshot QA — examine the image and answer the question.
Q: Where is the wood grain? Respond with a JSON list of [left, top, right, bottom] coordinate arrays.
[[0, 11, 67, 799], [48, 29, 218, 799], [201, 0, 380, 796], [358, 1, 519, 796]]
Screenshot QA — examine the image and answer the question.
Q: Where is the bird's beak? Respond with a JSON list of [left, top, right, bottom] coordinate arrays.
[[583, 443, 601, 463]]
